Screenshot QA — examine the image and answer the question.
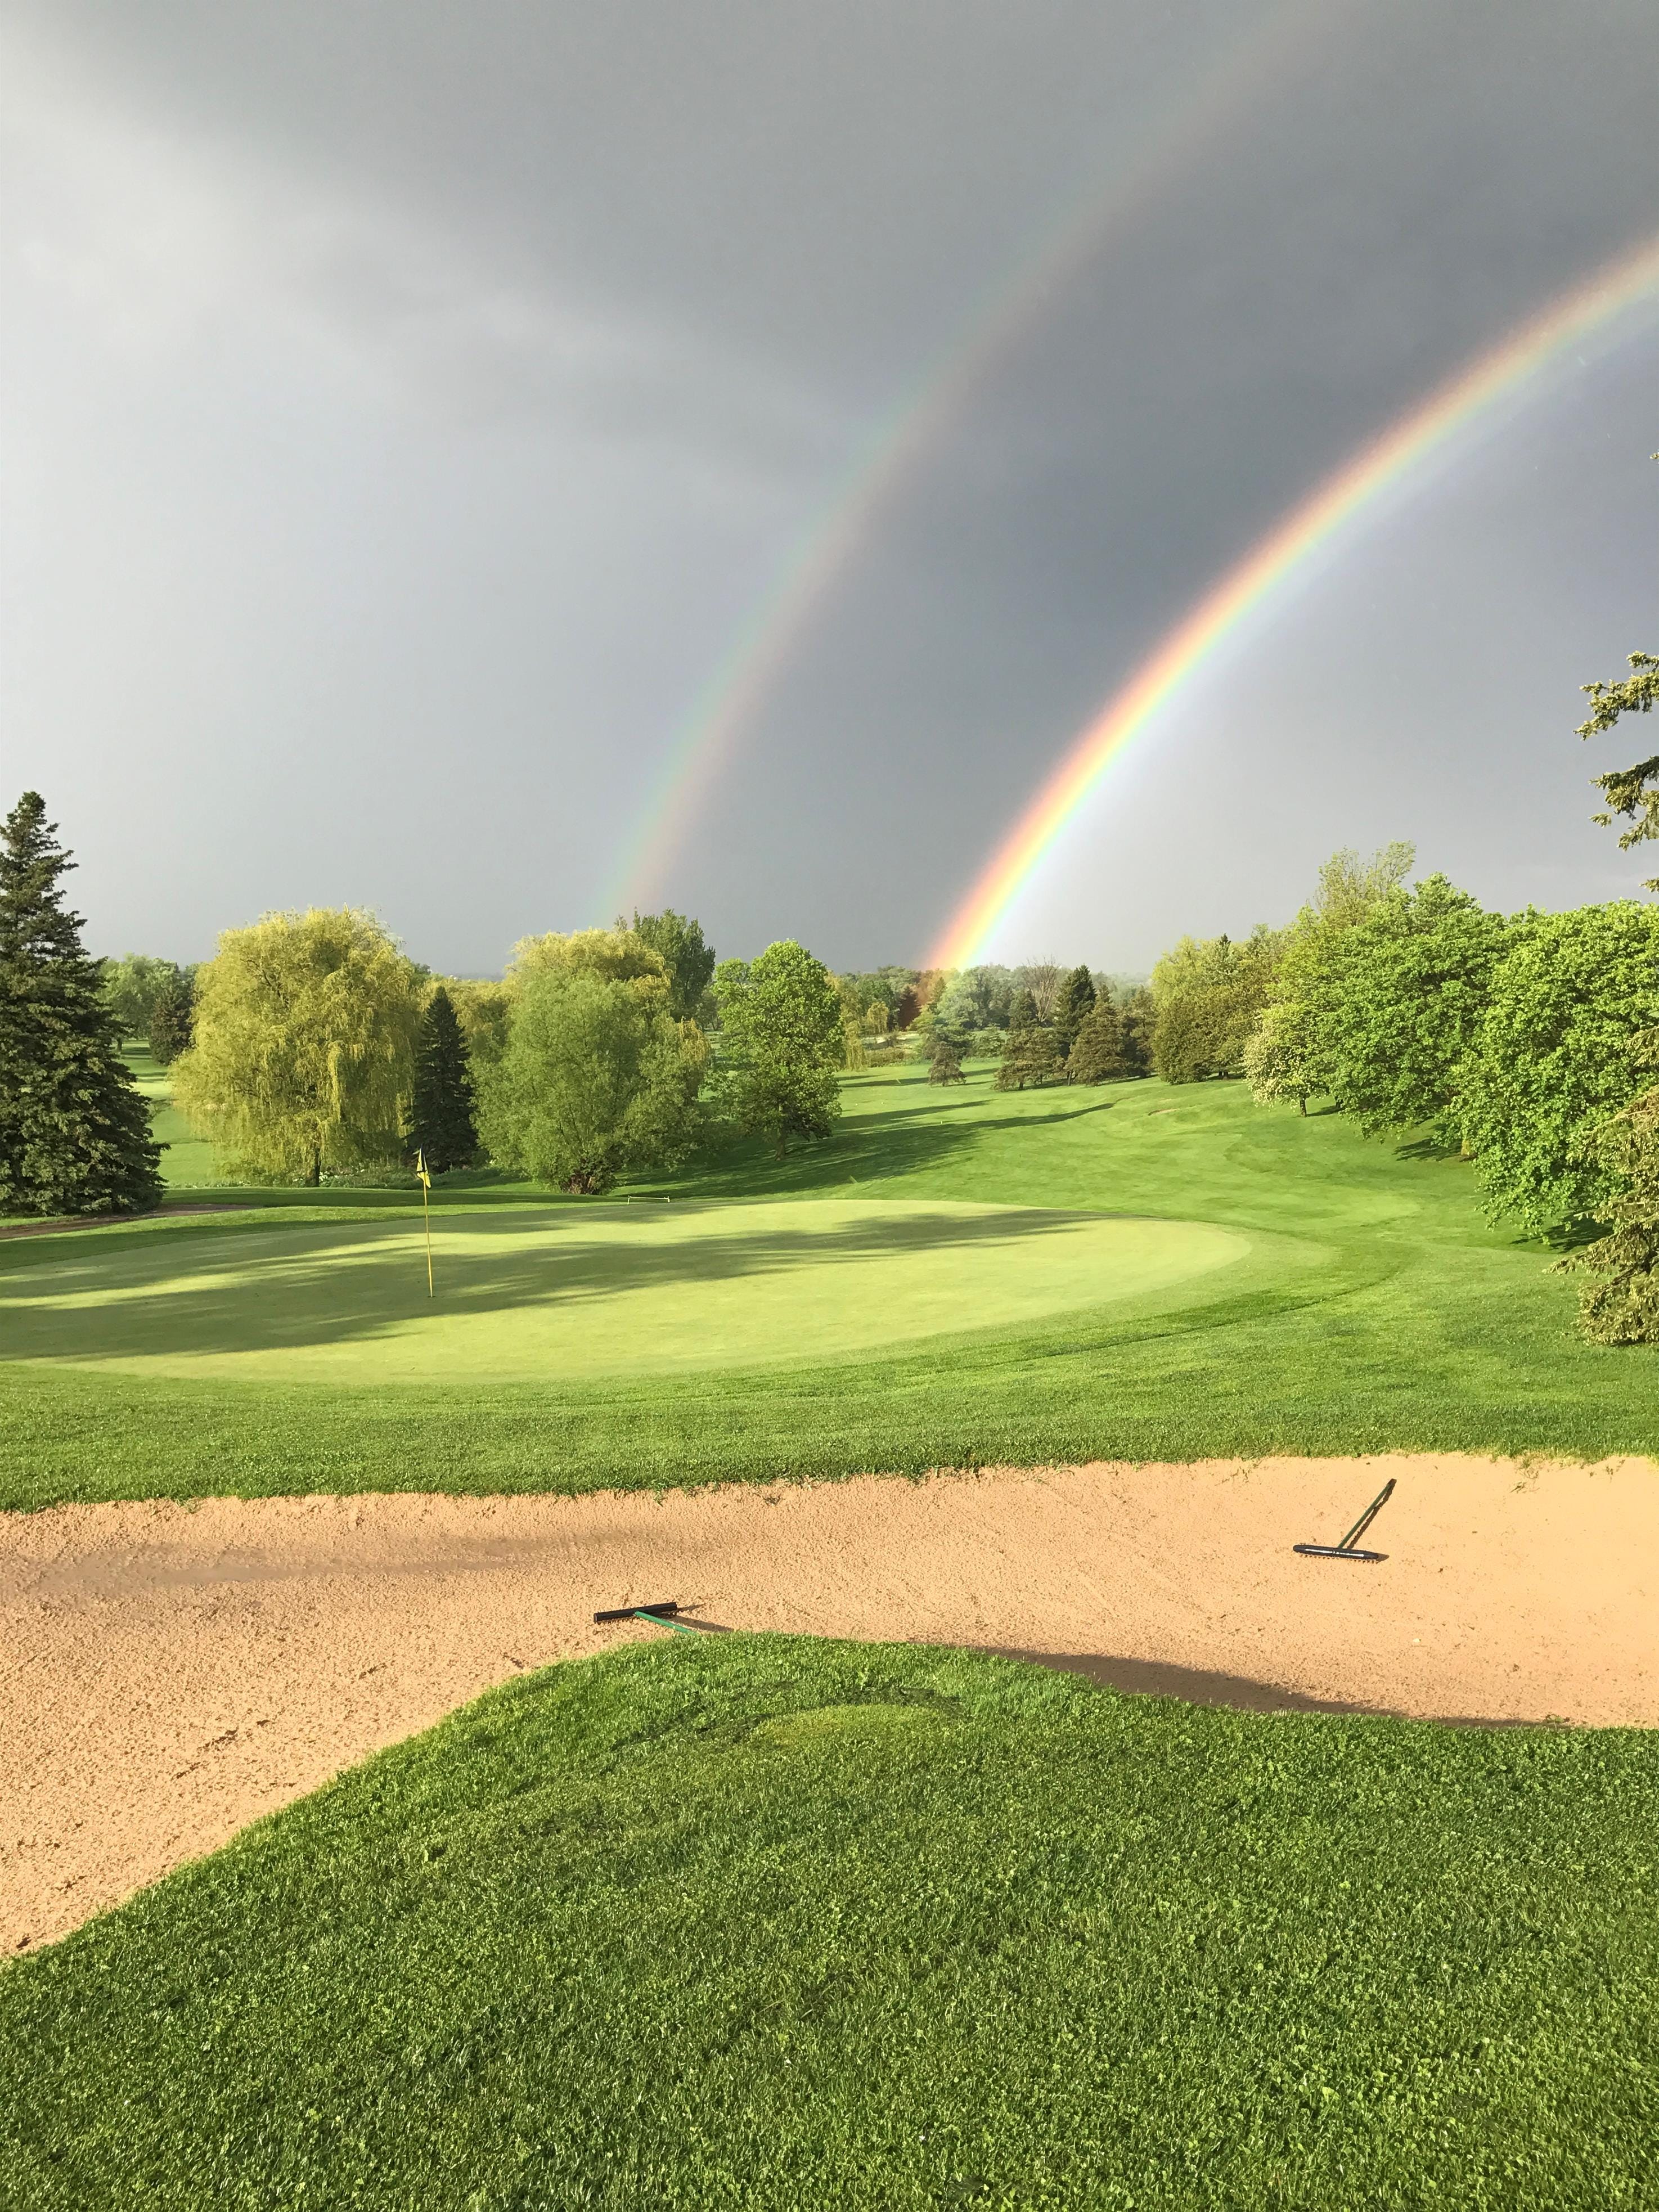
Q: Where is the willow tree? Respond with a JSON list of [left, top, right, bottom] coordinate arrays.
[[173, 909, 419, 1183]]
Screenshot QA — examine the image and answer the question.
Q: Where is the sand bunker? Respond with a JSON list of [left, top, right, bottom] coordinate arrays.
[[2, 1454, 1654, 1954]]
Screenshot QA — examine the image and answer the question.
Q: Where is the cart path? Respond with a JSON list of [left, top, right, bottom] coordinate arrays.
[[2, 1453, 1654, 1954]]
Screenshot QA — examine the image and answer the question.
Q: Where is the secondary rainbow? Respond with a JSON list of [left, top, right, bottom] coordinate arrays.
[[927, 230, 1659, 973], [604, 0, 1326, 916]]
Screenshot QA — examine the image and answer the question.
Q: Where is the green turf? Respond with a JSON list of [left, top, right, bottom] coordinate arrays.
[[1, 1063, 1654, 1508], [2, 1636, 1652, 2210], [0, 1200, 1244, 1381]]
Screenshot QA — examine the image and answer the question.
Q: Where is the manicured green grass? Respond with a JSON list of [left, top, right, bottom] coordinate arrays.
[[3, 1636, 1653, 2209], [1, 1063, 1653, 1509], [0, 1200, 1242, 1382]]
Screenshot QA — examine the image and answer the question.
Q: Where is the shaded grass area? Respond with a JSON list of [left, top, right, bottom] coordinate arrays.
[[3, 1637, 1653, 2210], [1, 1066, 1654, 1508]]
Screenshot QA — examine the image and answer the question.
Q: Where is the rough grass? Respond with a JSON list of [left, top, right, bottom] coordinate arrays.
[[0, 1063, 1653, 1509], [2, 1636, 1653, 2210]]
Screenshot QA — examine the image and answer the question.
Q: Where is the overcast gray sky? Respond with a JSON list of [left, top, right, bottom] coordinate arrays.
[[3, 0, 1656, 975]]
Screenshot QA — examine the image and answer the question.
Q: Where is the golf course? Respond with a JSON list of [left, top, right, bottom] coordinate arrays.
[[2, 1054, 1654, 1510], [3, 1054, 1657, 2207]]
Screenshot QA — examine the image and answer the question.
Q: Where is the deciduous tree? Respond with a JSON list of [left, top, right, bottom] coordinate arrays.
[[714, 940, 844, 1154], [1458, 902, 1659, 1234], [1318, 877, 1509, 1140], [173, 908, 419, 1184], [1150, 928, 1281, 1083], [0, 792, 163, 1215], [101, 954, 183, 1042], [628, 909, 717, 1020], [476, 967, 695, 1193]]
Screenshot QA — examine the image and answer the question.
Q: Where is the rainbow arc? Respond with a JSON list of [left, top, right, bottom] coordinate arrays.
[[926, 231, 1659, 972]]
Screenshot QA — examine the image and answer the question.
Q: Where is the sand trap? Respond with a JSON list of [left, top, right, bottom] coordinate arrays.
[[2, 1454, 1654, 1954]]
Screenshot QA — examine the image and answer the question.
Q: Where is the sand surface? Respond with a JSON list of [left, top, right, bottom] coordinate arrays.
[[2, 1453, 1654, 1954]]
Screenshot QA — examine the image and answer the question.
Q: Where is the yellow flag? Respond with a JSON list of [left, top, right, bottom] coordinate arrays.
[[415, 1148, 431, 1189]]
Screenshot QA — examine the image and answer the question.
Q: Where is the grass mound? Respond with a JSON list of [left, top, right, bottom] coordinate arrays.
[[3, 1638, 1653, 2209]]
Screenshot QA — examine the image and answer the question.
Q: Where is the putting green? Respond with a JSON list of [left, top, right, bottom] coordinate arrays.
[[1, 1200, 1248, 1384]]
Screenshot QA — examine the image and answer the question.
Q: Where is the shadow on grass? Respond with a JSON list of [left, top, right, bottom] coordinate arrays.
[[0, 1200, 1134, 1363], [992, 1648, 1535, 1727]]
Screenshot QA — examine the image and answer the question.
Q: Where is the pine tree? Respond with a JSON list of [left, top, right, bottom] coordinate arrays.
[[0, 792, 163, 1216], [1053, 965, 1096, 1059], [149, 970, 195, 1065], [928, 1042, 966, 1085], [1067, 995, 1124, 1083], [995, 1023, 1062, 1090], [406, 986, 478, 1172]]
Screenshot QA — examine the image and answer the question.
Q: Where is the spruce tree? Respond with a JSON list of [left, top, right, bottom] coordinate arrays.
[[1067, 995, 1124, 1082], [406, 986, 478, 1172], [1053, 964, 1096, 1059], [149, 970, 195, 1065], [928, 1042, 967, 1085], [0, 792, 163, 1216]]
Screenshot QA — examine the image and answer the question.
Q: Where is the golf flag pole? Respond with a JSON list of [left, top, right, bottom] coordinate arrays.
[[415, 1148, 433, 1297]]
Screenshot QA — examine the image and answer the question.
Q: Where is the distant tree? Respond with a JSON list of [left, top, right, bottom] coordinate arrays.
[[476, 966, 695, 1193], [148, 970, 196, 1066], [1150, 927, 1282, 1083], [1558, 1061, 1659, 1342], [1066, 995, 1124, 1083], [968, 1026, 1008, 1060], [1052, 965, 1096, 1059], [0, 792, 164, 1216], [928, 1042, 967, 1085], [1117, 986, 1155, 1074], [1457, 902, 1659, 1235], [1016, 962, 1064, 1020], [934, 965, 1014, 1032], [1318, 877, 1509, 1141], [1006, 988, 1038, 1032], [173, 908, 420, 1184], [433, 977, 515, 1070], [406, 986, 478, 1172], [995, 1022, 1062, 1090], [101, 954, 183, 1041], [714, 939, 845, 1154], [509, 926, 667, 993], [628, 908, 717, 1020], [1243, 843, 1415, 1109]]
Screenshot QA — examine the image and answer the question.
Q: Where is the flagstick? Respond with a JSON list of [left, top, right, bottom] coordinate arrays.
[[416, 1149, 434, 1298]]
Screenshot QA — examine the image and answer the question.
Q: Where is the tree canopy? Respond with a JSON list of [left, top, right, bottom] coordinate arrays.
[[714, 940, 844, 1153], [0, 792, 163, 1216], [1150, 928, 1281, 1083], [101, 954, 186, 1043], [476, 966, 696, 1193], [628, 910, 717, 1021], [1316, 876, 1510, 1140], [1457, 902, 1659, 1235], [173, 909, 419, 1184]]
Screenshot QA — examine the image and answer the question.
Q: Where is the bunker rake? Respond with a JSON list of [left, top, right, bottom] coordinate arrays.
[[1293, 1477, 1395, 1562]]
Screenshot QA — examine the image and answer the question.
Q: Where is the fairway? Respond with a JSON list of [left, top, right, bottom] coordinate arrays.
[[0, 1198, 1246, 1383]]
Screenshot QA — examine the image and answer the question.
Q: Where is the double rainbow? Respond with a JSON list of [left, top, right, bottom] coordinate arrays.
[[927, 230, 1659, 972]]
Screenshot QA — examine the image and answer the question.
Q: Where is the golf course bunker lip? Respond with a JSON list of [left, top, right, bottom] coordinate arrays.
[[3, 1453, 1655, 1955], [0, 1198, 1251, 1382]]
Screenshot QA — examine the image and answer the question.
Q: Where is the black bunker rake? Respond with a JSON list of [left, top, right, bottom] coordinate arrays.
[[1293, 1477, 1395, 1563]]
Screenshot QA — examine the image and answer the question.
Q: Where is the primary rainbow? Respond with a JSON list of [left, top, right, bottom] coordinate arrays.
[[927, 230, 1659, 973]]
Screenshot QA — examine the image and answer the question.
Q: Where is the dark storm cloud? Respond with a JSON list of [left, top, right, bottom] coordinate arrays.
[[3, 1, 1657, 973]]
